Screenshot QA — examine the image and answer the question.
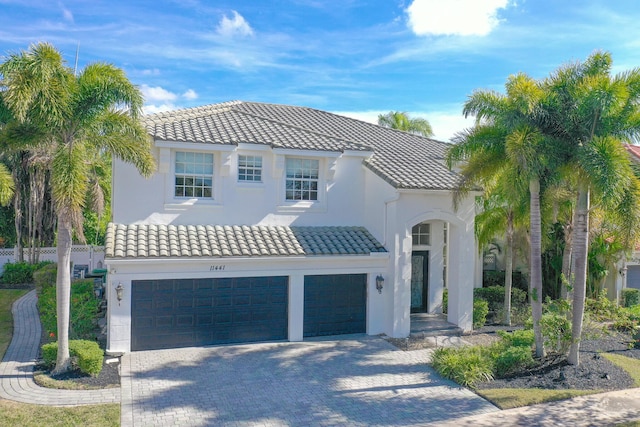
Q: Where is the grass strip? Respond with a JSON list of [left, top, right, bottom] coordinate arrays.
[[476, 388, 599, 409], [0, 289, 28, 358], [601, 352, 640, 387], [0, 400, 119, 427]]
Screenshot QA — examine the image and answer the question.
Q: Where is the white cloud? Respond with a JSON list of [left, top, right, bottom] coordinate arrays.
[[59, 2, 74, 23], [182, 89, 198, 100], [143, 103, 177, 115], [406, 0, 511, 37], [140, 85, 177, 102], [141, 68, 161, 76], [217, 11, 253, 38]]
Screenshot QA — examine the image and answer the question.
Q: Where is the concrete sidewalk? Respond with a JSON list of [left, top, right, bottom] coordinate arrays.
[[0, 290, 120, 406]]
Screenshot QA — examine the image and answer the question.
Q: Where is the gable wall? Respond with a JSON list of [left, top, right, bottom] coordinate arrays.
[[112, 143, 373, 227]]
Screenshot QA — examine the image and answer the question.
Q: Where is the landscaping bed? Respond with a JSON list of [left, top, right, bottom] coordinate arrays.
[[34, 356, 120, 390], [475, 330, 640, 392]]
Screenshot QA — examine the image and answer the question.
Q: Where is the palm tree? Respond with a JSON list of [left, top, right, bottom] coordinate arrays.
[[377, 111, 434, 137], [448, 73, 553, 357], [536, 52, 640, 365], [0, 42, 155, 373]]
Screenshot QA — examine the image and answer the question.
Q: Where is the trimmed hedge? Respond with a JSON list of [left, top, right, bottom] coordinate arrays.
[[622, 288, 640, 308], [33, 263, 57, 292], [1, 261, 53, 284], [37, 278, 99, 339], [483, 270, 528, 292], [474, 286, 527, 313], [473, 299, 489, 329], [41, 340, 103, 376]]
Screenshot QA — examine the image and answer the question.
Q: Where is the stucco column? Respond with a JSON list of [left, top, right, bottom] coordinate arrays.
[[106, 276, 132, 355], [428, 221, 445, 313], [447, 223, 474, 332], [288, 273, 304, 341]]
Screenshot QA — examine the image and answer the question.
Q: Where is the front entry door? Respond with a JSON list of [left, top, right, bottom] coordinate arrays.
[[411, 251, 429, 313]]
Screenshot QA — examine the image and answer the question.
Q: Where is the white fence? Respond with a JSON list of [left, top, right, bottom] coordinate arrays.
[[0, 245, 106, 275]]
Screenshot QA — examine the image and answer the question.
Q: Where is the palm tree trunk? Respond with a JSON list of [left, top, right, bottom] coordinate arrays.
[[504, 210, 514, 326], [568, 185, 590, 365], [530, 178, 545, 358], [52, 211, 72, 374], [561, 217, 573, 300]]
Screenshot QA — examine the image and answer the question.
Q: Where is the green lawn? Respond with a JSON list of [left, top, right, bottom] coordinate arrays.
[[0, 288, 120, 427]]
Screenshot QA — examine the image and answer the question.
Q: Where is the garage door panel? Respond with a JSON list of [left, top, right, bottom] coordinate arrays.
[[303, 274, 366, 338], [132, 276, 288, 350]]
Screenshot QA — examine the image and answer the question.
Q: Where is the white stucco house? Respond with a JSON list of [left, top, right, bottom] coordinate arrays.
[[104, 101, 479, 353]]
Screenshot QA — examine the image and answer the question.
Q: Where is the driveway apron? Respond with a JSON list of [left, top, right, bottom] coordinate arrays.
[[121, 335, 497, 426]]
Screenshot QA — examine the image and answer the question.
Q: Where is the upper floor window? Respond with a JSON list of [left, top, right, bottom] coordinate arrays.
[[174, 151, 213, 198], [238, 155, 262, 182], [412, 223, 431, 246], [285, 158, 319, 201]]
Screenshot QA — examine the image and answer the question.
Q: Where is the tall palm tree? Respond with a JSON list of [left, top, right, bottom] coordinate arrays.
[[0, 42, 155, 373], [535, 52, 640, 365], [448, 73, 553, 357], [377, 111, 434, 137]]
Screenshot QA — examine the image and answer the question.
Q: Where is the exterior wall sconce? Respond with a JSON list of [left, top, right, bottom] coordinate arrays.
[[376, 275, 384, 294], [115, 282, 124, 305]]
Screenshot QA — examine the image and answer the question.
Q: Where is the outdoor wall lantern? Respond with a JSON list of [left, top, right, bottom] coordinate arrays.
[[376, 275, 384, 294], [115, 282, 124, 305]]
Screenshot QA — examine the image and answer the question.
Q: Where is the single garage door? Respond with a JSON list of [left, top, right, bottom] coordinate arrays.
[[304, 274, 366, 337], [627, 266, 640, 290], [131, 276, 288, 351]]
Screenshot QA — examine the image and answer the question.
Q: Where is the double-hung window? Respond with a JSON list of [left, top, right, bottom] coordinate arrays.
[[285, 158, 319, 201], [238, 155, 262, 182], [174, 151, 213, 198]]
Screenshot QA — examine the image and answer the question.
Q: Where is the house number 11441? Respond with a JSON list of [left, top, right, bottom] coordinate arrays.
[[209, 265, 226, 271]]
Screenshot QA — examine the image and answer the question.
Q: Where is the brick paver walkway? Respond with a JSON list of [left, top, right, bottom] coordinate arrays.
[[0, 290, 120, 406]]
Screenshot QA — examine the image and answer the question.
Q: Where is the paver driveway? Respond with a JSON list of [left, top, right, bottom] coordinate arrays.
[[121, 335, 497, 426]]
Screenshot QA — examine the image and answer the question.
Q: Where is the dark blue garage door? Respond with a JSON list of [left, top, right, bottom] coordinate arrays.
[[131, 276, 288, 351], [303, 274, 367, 337]]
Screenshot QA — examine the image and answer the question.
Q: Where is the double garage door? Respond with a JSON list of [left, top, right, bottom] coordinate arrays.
[[131, 274, 367, 351]]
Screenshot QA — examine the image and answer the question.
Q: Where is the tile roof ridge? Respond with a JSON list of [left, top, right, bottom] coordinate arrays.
[[232, 102, 375, 153], [143, 101, 244, 123], [243, 101, 450, 146]]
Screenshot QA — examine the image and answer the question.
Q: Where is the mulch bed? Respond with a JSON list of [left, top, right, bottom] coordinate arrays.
[[476, 331, 640, 392], [35, 356, 121, 389], [387, 326, 640, 392]]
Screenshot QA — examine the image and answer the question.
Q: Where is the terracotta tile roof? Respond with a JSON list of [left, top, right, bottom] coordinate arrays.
[[143, 101, 460, 190], [105, 223, 387, 259]]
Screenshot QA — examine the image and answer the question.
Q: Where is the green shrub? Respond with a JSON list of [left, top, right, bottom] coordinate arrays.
[[473, 299, 489, 329], [622, 288, 640, 307], [483, 270, 528, 292], [540, 312, 572, 354], [40, 340, 103, 376], [494, 346, 535, 377], [2, 261, 43, 284], [442, 288, 448, 314], [33, 263, 57, 292], [431, 346, 494, 388], [41, 342, 58, 368], [586, 290, 619, 321], [474, 286, 528, 322], [37, 278, 99, 339], [497, 329, 535, 348]]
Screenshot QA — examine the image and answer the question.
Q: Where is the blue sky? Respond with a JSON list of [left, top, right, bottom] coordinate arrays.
[[1, 0, 640, 141]]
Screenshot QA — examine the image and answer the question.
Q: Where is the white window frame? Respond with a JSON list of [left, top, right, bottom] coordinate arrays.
[[285, 157, 320, 202], [412, 223, 431, 246], [238, 155, 263, 183], [174, 151, 214, 199]]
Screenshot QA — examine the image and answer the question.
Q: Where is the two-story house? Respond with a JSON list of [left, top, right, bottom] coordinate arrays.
[[104, 101, 478, 353]]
